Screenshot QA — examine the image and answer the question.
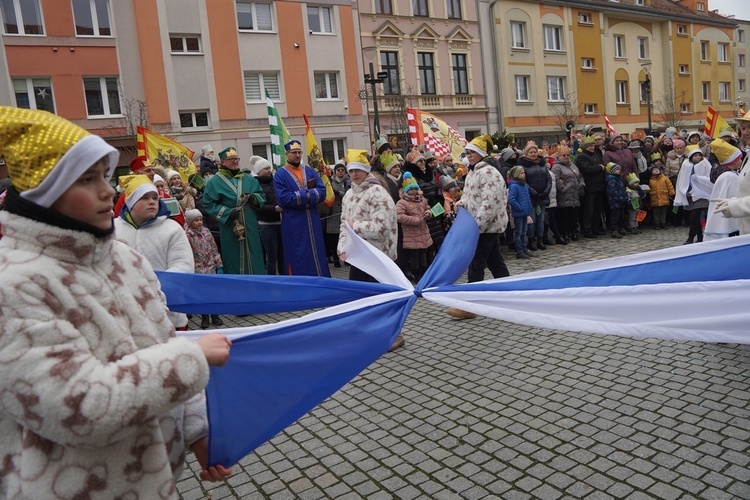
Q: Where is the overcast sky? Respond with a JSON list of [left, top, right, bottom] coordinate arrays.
[[710, 0, 750, 21]]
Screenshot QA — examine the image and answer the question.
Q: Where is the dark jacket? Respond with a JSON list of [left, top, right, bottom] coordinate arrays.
[[256, 174, 281, 224], [199, 156, 218, 177], [517, 156, 550, 205], [606, 173, 629, 209], [576, 150, 605, 192]]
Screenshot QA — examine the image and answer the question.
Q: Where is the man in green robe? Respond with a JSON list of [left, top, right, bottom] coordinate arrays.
[[203, 147, 266, 274]]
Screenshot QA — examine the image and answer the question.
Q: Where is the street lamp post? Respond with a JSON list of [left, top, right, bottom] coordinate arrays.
[[362, 46, 388, 142], [641, 62, 652, 134]]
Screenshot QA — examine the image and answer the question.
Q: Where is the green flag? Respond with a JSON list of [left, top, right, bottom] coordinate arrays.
[[266, 90, 291, 169]]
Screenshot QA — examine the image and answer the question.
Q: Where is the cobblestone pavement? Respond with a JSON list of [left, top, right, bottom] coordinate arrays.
[[177, 226, 750, 499]]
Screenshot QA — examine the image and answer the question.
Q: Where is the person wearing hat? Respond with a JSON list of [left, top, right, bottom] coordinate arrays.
[[273, 139, 330, 277], [199, 144, 218, 177], [203, 146, 266, 274], [604, 162, 629, 238], [517, 141, 551, 250], [706, 140, 743, 240], [507, 165, 534, 258], [403, 148, 445, 258], [369, 136, 392, 175], [648, 164, 674, 229], [445, 134, 510, 320], [551, 146, 585, 243], [576, 135, 607, 238], [674, 146, 713, 244], [396, 171, 433, 283], [0, 106, 233, 496], [249, 156, 285, 275], [321, 162, 350, 269], [184, 208, 225, 328], [603, 135, 637, 182]]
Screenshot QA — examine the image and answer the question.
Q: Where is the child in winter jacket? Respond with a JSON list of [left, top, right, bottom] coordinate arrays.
[[648, 165, 674, 229], [396, 172, 433, 281], [605, 162, 629, 238], [0, 106, 233, 499], [507, 166, 535, 259], [185, 209, 225, 329], [625, 173, 647, 234]]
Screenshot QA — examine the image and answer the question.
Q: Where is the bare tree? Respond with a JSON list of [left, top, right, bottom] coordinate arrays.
[[356, 83, 418, 153], [549, 92, 582, 135], [653, 81, 689, 132]]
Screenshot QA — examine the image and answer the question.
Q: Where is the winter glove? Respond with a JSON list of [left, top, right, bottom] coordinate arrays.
[[227, 208, 241, 223]]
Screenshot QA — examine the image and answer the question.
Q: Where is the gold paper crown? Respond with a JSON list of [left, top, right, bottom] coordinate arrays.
[[285, 140, 302, 152], [0, 106, 90, 193], [346, 149, 369, 164], [219, 147, 239, 160], [118, 174, 154, 199]]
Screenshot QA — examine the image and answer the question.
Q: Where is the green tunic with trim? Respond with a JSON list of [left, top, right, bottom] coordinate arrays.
[[203, 168, 266, 274]]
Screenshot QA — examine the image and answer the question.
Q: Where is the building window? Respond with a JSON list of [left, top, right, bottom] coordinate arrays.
[[510, 22, 526, 49], [252, 143, 271, 159], [739, 30, 745, 42], [578, 12, 592, 24], [640, 81, 650, 103], [546, 76, 565, 102], [719, 82, 730, 102], [700, 41, 709, 61], [515, 75, 530, 102], [637, 37, 648, 60], [584, 103, 597, 114], [677, 25, 687, 35], [678, 64, 689, 74], [616, 80, 627, 104], [451, 53, 468, 95], [179, 110, 209, 129], [236, 2, 273, 31], [681, 103, 690, 113], [170, 35, 201, 53], [374, 0, 392, 14], [697, 2, 704, 11], [322, 138, 346, 165], [447, 0, 461, 19], [83, 76, 121, 116], [740, 79, 746, 92], [718, 43, 729, 62], [417, 52, 436, 94], [72, 0, 111, 37], [634, 0, 643, 5], [581, 57, 595, 69], [314, 72, 339, 99], [307, 5, 332, 34], [1, 0, 43, 34], [740, 54, 746, 67], [381, 51, 400, 95], [244, 72, 280, 101], [701, 82, 710, 101], [543, 25, 562, 51], [413, 0, 428, 17], [613, 35, 625, 58], [13, 77, 55, 112]]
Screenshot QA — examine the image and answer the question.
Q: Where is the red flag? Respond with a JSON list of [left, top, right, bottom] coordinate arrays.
[[604, 115, 617, 137], [407, 108, 467, 161]]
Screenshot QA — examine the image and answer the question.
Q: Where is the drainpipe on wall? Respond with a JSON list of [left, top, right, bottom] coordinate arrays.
[[487, 0, 503, 135]]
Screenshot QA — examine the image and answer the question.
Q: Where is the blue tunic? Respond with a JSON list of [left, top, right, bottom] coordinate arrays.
[[273, 164, 330, 277]]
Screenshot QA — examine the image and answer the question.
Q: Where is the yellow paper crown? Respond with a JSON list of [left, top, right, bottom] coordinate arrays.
[[346, 149, 369, 165], [710, 139, 741, 166], [0, 106, 90, 193], [119, 174, 155, 200]]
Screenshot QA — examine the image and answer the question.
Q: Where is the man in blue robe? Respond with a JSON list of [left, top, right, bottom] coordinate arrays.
[[273, 140, 330, 277]]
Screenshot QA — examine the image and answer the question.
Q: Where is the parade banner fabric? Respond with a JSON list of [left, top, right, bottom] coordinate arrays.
[[165, 210, 750, 467], [604, 115, 617, 136], [705, 106, 734, 139], [136, 126, 195, 181], [267, 90, 291, 169], [303, 114, 335, 207], [406, 108, 467, 160]]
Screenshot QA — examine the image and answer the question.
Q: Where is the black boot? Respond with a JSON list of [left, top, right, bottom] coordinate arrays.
[[200, 315, 210, 329], [528, 238, 537, 251], [211, 315, 224, 326], [537, 238, 547, 250]]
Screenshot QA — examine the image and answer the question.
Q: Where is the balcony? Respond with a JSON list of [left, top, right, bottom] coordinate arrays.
[[368, 94, 486, 114]]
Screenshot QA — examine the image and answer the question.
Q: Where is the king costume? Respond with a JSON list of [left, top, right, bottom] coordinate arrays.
[[202, 148, 266, 274], [273, 140, 330, 277]]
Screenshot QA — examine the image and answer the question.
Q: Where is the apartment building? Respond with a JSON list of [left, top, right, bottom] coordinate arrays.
[[488, 0, 738, 141], [0, 0, 367, 167], [735, 18, 750, 116]]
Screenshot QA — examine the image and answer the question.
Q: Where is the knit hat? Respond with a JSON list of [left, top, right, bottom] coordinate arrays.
[[374, 136, 390, 155], [626, 173, 639, 187], [380, 152, 400, 173], [185, 208, 203, 226], [687, 131, 701, 142], [345, 149, 371, 173], [406, 149, 424, 164], [500, 147, 516, 162], [627, 140, 642, 149], [465, 134, 493, 157], [644, 136, 655, 145], [201, 145, 214, 157], [581, 135, 596, 148], [333, 162, 346, 172], [248, 155, 273, 176], [509, 165, 524, 180], [165, 169, 182, 183], [523, 141, 539, 156], [605, 162, 621, 175], [219, 147, 239, 160], [710, 139, 742, 166], [153, 174, 165, 186], [672, 138, 686, 148], [718, 129, 736, 140], [401, 172, 420, 193], [130, 155, 154, 173], [423, 150, 436, 163], [0, 106, 118, 208], [439, 175, 457, 191], [665, 126, 677, 139], [119, 175, 158, 210], [686, 145, 702, 160]]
